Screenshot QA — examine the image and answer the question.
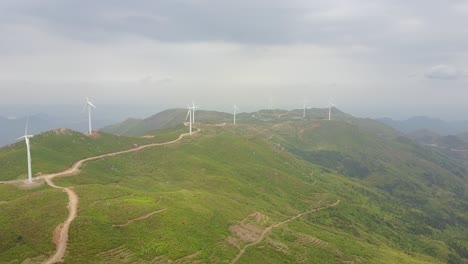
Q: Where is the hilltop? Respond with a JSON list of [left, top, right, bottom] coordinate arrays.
[[0, 109, 466, 263], [101, 107, 352, 136], [0, 127, 184, 181]]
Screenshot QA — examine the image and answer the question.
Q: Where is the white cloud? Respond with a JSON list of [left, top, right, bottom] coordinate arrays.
[[395, 18, 424, 32], [453, 2, 468, 16], [425, 65, 461, 80], [1, 0, 468, 118]]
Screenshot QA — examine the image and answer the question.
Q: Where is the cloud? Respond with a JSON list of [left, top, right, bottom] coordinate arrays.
[[425, 65, 461, 80], [1, 0, 468, 119], [138, 75, 173, 86]]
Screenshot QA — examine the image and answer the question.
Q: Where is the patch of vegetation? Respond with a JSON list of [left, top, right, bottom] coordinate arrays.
[[0, 185, 68, 263]]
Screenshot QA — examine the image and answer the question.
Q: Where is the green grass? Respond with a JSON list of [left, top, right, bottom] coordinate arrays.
[[0, 184, 68, 263], [0, 127, 185, 181], [0, 118, 466, 263]]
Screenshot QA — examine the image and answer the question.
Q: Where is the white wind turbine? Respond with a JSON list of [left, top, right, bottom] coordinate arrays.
[[83, 97, 96, 134], [233, 105, 240, 125], [18, 118, 34, 184], [328, 98, 336, 121], [191, 100, 199, 123], [185, 105, 193, 135], [303, 99, 307, 119]]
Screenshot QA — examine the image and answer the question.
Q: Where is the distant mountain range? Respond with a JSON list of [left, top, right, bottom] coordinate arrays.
[[377, 116, 468, 135]]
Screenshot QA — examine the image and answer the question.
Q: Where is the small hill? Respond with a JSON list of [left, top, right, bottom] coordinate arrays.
[[0, 127, 183, 181], [101, 108, 231, 136]]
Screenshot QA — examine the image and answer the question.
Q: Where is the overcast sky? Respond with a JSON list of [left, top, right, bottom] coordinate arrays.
[[0, 0, 467, 119]]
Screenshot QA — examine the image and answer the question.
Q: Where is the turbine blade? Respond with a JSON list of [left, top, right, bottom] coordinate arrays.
[[25, 117, 29, 136], [88, 101, 96, 108], [185, 110, 190, 121]]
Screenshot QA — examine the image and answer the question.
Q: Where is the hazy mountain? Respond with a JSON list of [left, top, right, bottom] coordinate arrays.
[[101, 107, 352, 136], [101, 108, 232, 135], [377, 116, 468, 135]]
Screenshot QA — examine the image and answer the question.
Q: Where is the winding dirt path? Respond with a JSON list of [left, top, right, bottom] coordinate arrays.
[[112, 208, 167, 227], [230, 199, 340, 264], [40, 129, 199, 263], [0, 128, 200, 264], [43, 177, 78, 264]]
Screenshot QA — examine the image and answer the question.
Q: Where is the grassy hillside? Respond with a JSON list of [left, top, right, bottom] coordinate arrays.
[[243, 119, 467, 262], [0, 127, 185, 181], [101, 108, 232, 136], [0, 115, 466, 263], [0, 184, 68, 263]]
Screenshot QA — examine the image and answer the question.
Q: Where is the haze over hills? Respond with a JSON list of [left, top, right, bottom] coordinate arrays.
[[378, 116, 468, 135], [101, 107, 352, 136], [0, 105, 160, 147], [0, 114, 114, 147], [1, 108, 466, 263]]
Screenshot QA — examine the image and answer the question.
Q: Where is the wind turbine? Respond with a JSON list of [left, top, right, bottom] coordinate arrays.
[[83, 97, 96, 134], [191, 100, 199, 123], [328, 98, 336, 121], [18, 118, 34, 184], [185, 105, 192, 135], [233, 105, 240, 125], [303, 99, 307, 119]]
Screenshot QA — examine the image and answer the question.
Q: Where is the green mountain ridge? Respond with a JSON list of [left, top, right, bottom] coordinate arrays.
[[0, 109, 466, 263], [100, 107, 352, 136], [101, 108, 232, 136]]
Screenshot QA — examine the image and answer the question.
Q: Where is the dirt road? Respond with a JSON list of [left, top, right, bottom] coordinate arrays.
[[230, 200, 340, 264], [42, 177, 78, 264], [0, 129, 199, 263], [38, 129, 199, 263]]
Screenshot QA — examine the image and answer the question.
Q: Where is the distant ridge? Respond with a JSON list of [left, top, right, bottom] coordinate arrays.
[[101, 107, 353, 136], [101, 108, 232, 136], [377, 116, 468, 135]]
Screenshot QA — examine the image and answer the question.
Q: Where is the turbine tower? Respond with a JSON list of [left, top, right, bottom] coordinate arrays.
[[328, 98, 336, 121], [303, 99, 306, 119], [84, 97, 96, 134], [18, 118, 34, 183], [233, 105, 240, 125], [186, 105, 193, 135], [191, 100, 199, 123]]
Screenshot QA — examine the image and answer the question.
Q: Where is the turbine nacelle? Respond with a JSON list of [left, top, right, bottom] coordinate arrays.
[[17, 135, 34, 140], [191, 100, 199, 109], [86, 97, 97, 109]]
